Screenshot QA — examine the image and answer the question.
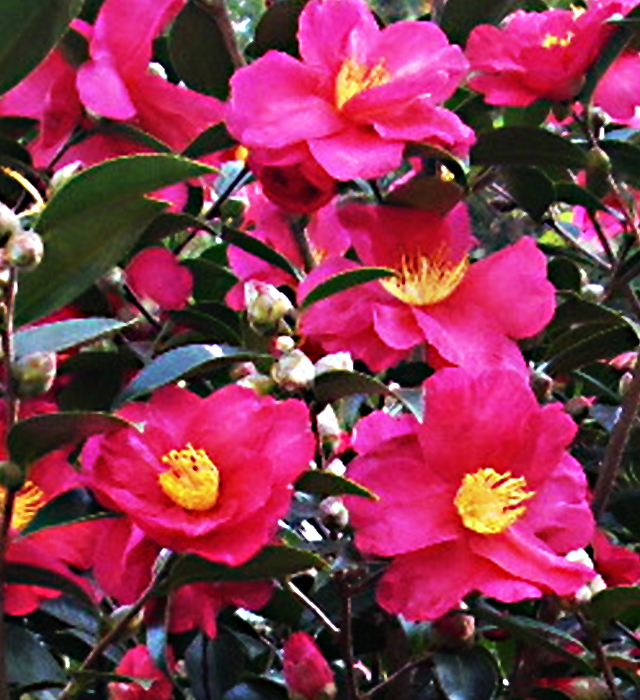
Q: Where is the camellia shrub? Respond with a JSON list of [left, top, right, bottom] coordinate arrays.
[[3, 0, 640, 698]]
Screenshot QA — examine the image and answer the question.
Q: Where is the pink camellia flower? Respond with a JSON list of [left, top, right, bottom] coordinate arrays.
[[345, 368, 595, 620], [226, 0, 474, 181], [81, 384, 314, 564], [125, 247, 193, 311], [283, 632, 337, 700], [299, 203, 555, 375], [466, 4, 619, 106], [109, 645, 172, 700]]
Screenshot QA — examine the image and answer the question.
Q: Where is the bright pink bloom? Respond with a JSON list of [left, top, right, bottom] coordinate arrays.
[[593, 51, 640, 123], [283, 632, 336, 700], [466, 5, 618, 106], [346, 368, 595, 620], [167, 580, 272, 638], [299, 204, 555, 375], [226, 0, 474, 181], [592, 530, 640, 587], [125, 247, 193, 311], [81, 384, 314, 564], [109, 645, 172, 700]]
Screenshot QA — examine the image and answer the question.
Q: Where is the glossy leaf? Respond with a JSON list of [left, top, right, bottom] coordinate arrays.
[[15, 317, 131, 357], [169, 309, 241, 345], [554, 182, 607, 211], [183, 123, 237, 158], [224, 680, 288, 700], [588, 586, 640, 631], [433, 648, 502, 700], [0, 0, 83, 96], [300, 268, 395, 309], [249, 0, 307, 58], [470, 127, 587, 169], [610, 490, 640, 537], [186, 631, 247, 700], [439, 0, 516, 45], [117, 344, 270, 404], [313, 369, 415, 412], [503, 167, 555, 222], [19, 155, 212, 325], [600, 140, 640, 188], [385, 176, 464, 215], [8, 412, 130, 469], [6, 562, 95, 607], [5, 624, 65, 687], [295, 470, 377, 500]]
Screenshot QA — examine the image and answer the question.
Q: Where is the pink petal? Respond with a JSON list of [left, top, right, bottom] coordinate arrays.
[[352, 410, 419, 456], [77, 59, 136, 120], [125, 247, 193, 311], [373, 302, 424, 350], [594, 51, 640, 122]]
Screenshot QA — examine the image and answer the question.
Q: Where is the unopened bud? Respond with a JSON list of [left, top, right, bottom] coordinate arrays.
[[283, 632, 336, 700], [564, 396, 593, 420], [0, 203, 23, 243], [230, 362, 257, 380], [432, 603, 475, 651], [582, 283, 605, 304], [0, 460, 25, 491], [316, 405, 341, 446], [47, 161, 83, 196], [620, 371, 633, 396], [564, 549, 605, 605], [319, 496, 349, 530], [271, 349, 315, 391], [314, 352, 353, 376], [245, 280, 293, 327], [12, 351, 57, 397], [274, 336, 296, 354], [237, 372, 275, 395], [101, 605, 145, 640], [4, 229, 44, 270], [529, 367, 553, 401], [585, 146, 612, 199]]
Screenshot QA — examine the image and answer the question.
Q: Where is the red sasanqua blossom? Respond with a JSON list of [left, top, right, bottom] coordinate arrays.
[[345, 368, 595, 620], [125, 247, 194, 312], [226, 0, 474, 182], [81, 384, 315, 564], [283, 632, 337, 700], [299, 203, 555, 375], [109, 645, 172, 700], [592, 529, 640, 587]]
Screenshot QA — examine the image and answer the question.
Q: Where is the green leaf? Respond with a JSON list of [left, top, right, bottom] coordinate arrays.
[[503, 167, 555, 222], [295, 471, 377, 500], [470, 127, 587, 169], [433, 648, 502, 700], [5, 624, 66, 687], [300, 267, 395, 309], [224, 680, 288, 700], [21, 488, 118, 537], [0, 0, 84, 96], [161, 545, 326, 593], [6, 562, 95, 607], [610, 490, 640, 537], [169, 309, 241, 345], [439, 0, 516, 45], [169, 0, 235, 100], [19, 154, 212, 325], [600, 140, 640, 188], [117, 344, 270, 404], [249, 0, 308, 58], [15, 317, 131, 357], [222, 226, 302, 281], [612, 249, 640, 289], [184, 258, 238, 303], [553, 182, 607, 211], [186, 631, 247, 700], [547, 258, 582, 292], [183, 124, 237, 159], [314, 369, 409, 406], [385, 176, 464, 215], [8, 412, 130, 469], [588, 586, 640, 631]]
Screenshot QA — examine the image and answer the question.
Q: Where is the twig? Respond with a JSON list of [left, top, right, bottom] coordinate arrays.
[[290, 219, 315, 274], [360, 658, 429, 700], [283, 579, 340, 635], [545, 218, 611, 271], [578, 613, 621, 700], [337, 573, 358, 700]]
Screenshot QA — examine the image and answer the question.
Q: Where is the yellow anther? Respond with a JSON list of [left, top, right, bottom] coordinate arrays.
[[454, 467, 534, 535], [541, 31, 574, 49], [335, 57, 392, 110], [0, 481, 46, 532], [158, 443, 220, 511]]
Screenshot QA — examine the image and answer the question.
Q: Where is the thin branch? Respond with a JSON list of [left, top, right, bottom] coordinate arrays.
[[360, 658, 430, 700], [337, 573, 358, 700], [283, 579, 340, 635]]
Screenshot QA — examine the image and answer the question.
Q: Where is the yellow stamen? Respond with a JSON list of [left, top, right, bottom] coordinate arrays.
[[0, 481, 46, 532], [381, 247, 468, 306], [335, 57, 392, 110], [159, 443, 220, 511], [454, 467, 534, 535], [541, 31, 574, 49]]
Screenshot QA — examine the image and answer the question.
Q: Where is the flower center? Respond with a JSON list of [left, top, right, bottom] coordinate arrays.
[[158, 443, 220, 511], [541, 31, 574, 49], [335, 57, 391, 110], [454, 467, 534, 535], [380, 248, 468, 306], [0, 481, 46, 532]]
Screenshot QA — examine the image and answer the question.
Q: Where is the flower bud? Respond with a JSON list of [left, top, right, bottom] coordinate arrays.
[[564, 549, 605, 605], [620, 371, 633, 396], [12, 351, 57, 397], [585, 146, 612, 199], [316, 405, 341, 446], [314, 352, 353, 376], [274, 336, 296, 354], [432, 603, 475, 651], [319, 496, 349, 530], [581, 283, 605, 304], [283, 632, 336, 700], [47, 161, 83, 196], [271, 349, 315, 391], [0, 460, 25, 491], [237, 372, 275, 395], [245, 280, 293, 327], [0, 203, 23, 243], [4, 229, 44, 270], [529, 366, 553, 402]]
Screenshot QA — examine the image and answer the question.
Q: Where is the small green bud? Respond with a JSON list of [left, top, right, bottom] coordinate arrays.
[[12, 351, 57, 397], [4, 229, 44, 270], [585, 146, 611, 199], [0, 460, 25, 491]]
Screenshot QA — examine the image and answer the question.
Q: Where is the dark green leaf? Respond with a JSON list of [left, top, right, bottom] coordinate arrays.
[[314, 369, 412, 409], [550, 294, 626, 331], [8, 412, 130, 469], [385, 176, 464, 215], [117, 344, 270, 404], [547, 258, 582, 292], [21, 488, 118, 537], [224, 680, 288, 700], [612, 248, 640, 289], [553, 182, 607, 211], [5, 624, 66, 687], [470, 127, 587, 169], [169, 0, 236, 100], [169, 309, 241, 344], [250, 0, 308, 58], [186, 632, 247, 700], [15, 318, 131, 357], [433, 648, 501, 700], [600, 140, 640, 188], [439, 0, 516, 45], [184, 258, 238, 302], [183, 124, 237, 159], [295, 470, 377, 500], [59, 26, 90, 67], [610, 490, 640, 537], [161, 545, 326, 593], [588, 586, 640, 630], [6, 562, 95, 607], [300, 268, 395, 309], [0, 116, 38, 140], [222, 226, 302, 281], [0, 0, 83, 96], [19, 155, 212, 325], [503, 167, 555, 222]]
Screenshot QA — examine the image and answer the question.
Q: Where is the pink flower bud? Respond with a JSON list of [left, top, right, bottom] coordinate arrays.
[[283, 632, 336, 700], [109, 645, 172, 700]]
